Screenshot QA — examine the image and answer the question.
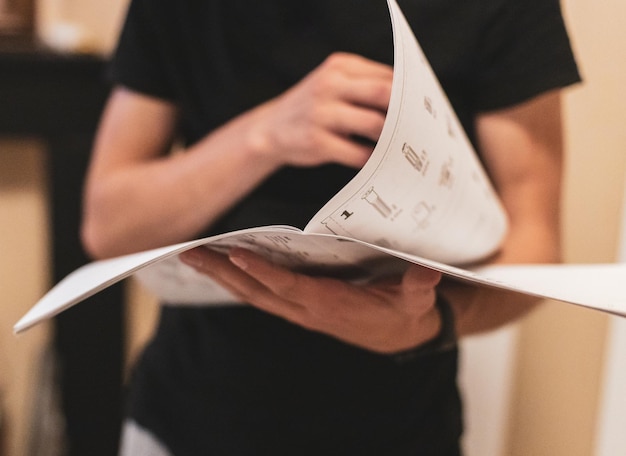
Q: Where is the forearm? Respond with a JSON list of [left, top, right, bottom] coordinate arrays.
[[83, 55, 392, 259], [440, 279, 541, 337], [440, 213, 562, 336], [82, 106, 280, 259], [441, 91, 565, 336]]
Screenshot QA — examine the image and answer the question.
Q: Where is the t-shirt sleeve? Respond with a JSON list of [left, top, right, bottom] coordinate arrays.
[[471, 0, 581, 111], [107, 0, 176, 101]]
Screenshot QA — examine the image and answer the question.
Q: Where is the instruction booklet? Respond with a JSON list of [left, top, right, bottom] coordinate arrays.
[[14, 0, 626, 334]]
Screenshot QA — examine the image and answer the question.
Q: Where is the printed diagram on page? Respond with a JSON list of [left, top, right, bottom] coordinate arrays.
[[318, 93, 467, 256]]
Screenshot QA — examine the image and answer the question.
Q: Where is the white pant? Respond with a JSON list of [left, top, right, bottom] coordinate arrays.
[[118, 420, 172, 456]]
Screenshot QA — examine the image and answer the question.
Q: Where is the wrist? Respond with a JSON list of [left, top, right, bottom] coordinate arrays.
[[242, 100, 285, 169], [392, 293, 457, 363]]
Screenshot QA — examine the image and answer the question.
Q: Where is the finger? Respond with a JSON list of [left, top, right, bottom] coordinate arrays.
[[313, 54, 392, 110], [401, 265, 442, 295], [181, 247, 309, 323], [322, 103, 387, 143], [327, 52, 393, 80], [312, 131, 373, 168], [228, 248, 324, 301], [336, 77, 392, 112], [228, 248, 366, 315], [228, 248, 373, 333], [179, 247, 261, 299]]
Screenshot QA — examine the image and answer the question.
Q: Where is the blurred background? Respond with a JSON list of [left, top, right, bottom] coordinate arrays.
[[0, 0, 625, 455]]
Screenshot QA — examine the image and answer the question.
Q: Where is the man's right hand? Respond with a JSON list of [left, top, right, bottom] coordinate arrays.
[[249, 52, 393, 169]]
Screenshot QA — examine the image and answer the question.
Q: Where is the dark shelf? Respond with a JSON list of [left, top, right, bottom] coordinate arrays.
[[0, 46, 124, 456]]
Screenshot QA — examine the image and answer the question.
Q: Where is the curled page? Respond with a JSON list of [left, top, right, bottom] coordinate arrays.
[[305, 0, 508, 265]]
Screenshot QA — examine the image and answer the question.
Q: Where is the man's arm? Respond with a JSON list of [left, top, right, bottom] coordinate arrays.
[[442, 89, 564, 336]]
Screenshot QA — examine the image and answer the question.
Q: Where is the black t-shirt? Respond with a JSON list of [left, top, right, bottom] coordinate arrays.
[[110, 0, 580, 227], [110, 1, 580, 454]]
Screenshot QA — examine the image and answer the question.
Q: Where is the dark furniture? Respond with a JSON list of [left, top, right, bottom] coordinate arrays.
[[0, 39, 124, 456]]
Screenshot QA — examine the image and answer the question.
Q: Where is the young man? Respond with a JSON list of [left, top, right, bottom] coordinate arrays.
[[81, 0, 580, 454]]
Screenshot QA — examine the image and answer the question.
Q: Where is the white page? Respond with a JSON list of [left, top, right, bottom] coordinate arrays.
[[471, 263, 626, 317], [15, 228, 626, 334], [305, 0, 508, 265]]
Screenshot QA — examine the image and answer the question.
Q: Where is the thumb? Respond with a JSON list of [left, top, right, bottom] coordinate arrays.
[[401, 265, 442, 295]]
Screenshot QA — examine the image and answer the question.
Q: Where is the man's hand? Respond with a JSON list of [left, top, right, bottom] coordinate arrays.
[[179, 246, 442, 354], [250, 52, 393, 169]]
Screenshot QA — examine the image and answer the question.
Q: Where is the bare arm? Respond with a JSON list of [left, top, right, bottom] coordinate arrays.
[[81, 53, 393, 258], [82, 87, 280, 258], [442, 89, 564, 336]]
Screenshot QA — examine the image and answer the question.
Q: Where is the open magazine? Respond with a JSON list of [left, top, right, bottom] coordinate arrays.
[[14, 0, 626, 334]]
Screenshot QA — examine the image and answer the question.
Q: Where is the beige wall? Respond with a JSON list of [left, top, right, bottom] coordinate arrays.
[[0, 140, 51, 456], [1, 1, 626, 455], [508, 0, 626, 455], [35, 0, 128, 54]]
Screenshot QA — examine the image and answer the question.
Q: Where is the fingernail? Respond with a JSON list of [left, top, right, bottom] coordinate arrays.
[[180, 249, 203, 268], [229, 251, 248, 270]]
